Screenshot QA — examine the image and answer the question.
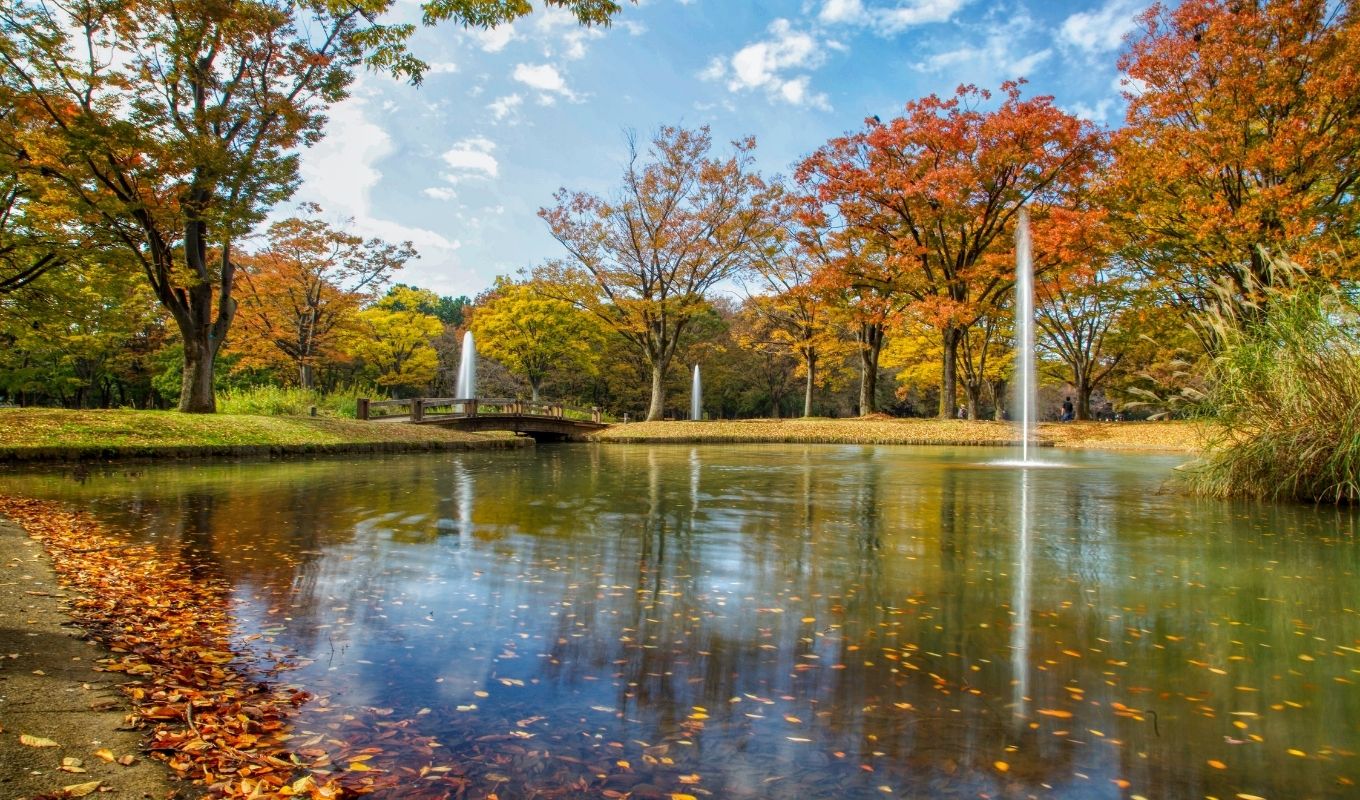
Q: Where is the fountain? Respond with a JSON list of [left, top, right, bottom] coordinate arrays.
[[455, 331, 477, 411], [1015, 207, 1037, 463], [691, 364, 702, 421]]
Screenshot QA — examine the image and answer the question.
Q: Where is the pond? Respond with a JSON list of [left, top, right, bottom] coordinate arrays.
[[2, 445, 1358, 799]]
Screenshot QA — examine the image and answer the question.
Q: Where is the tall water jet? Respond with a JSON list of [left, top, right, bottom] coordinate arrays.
[[455, 331, 477, 408], [1015, 208, 1037, 463], [691, 364, 702, 421]]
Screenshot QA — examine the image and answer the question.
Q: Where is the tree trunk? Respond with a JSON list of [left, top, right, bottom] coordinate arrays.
[[858, 323, 884, 415], [964, 383, 981, 420], [530, 381, 541, 402], [991, 378, 1008, 421], [299, 362, 315, 390], [1076, 377, 1092, 421], [803, 354, 816, 418], [646, 364, 666, 421], [938, 326, 962, 419], [180, 331, 217, 413]]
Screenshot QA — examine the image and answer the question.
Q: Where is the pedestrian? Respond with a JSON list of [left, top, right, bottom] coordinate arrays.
[[1061, 396, 1074, 422]]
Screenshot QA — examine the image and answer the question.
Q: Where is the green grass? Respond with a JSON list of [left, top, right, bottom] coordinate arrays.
[[0, 408, 523, 461]]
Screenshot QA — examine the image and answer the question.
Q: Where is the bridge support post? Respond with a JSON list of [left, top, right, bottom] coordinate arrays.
[[412, 398, 424, 423], [592, 407, 601, 423], [357, 398, 370, 421]]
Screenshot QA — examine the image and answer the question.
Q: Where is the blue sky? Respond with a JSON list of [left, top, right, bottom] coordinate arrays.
[[292, 0, 1152, 298]]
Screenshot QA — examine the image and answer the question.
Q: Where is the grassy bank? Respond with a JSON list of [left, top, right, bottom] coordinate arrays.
[[0, 408, 527, 462], [593, 418, 1204, 452]]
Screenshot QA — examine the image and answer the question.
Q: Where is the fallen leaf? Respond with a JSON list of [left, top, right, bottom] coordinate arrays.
[[92, 749, 115, 763], [20, 734, 59, 748], [62, 781, 102, 798]]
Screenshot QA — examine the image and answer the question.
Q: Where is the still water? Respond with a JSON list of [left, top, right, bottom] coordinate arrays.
[[3, 445, 1359, 799]]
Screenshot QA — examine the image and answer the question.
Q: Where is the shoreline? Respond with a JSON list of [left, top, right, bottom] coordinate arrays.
[[590, 418, 1205, 453], [0, 517, 184, 799], [0, 409, 532, 464]]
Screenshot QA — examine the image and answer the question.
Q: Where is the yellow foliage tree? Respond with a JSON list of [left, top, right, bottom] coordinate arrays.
[[470, 279, 605, 401], [343, 287, 443, 393]]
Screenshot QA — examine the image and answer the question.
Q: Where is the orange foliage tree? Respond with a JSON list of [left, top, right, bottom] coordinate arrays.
[[537, 125, 778, 421], [231, 207, 415, 388], [1115, 0, 1360, 324], [797, 82, 1101, 418]]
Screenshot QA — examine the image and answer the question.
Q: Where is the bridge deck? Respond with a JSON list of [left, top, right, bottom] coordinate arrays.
[[358, 397, 608, 442]]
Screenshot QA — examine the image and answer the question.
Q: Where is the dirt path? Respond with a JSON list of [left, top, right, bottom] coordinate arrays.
[[0, 519, 184, 799]]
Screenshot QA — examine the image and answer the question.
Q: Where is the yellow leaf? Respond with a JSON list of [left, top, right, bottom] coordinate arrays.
[[994, 761, 1009, 772], [20, 734, 59, 748], [670, 795, 698, 800], [1207, 759, 1227, 769], [62, 781, 102, 798], [347, 761, 374, 772], [93, 749, 115, 763]]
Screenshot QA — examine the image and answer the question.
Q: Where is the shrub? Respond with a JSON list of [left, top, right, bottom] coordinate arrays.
[[1186, 278, 1360, 503]]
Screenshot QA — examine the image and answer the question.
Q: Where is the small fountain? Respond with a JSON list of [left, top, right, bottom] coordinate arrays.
[[455, 331, 477, 412], [691, 364, 702, 421]]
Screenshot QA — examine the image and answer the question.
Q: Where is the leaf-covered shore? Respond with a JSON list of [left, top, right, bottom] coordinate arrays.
[[592, 418, 1204, 452]]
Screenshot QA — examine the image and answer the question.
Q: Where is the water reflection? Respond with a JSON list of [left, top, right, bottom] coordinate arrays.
[[3, 447, 1359, 799]]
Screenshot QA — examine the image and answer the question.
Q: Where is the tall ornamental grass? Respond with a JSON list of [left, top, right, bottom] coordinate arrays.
[[1188, 281, 1360, 504]]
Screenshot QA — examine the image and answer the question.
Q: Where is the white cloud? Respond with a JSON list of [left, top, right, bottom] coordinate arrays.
[[487, 93, 524, 123], [913, 12, 1051, 81], [422, 186, 457, 201], [1060, 0, 1146, 55], [513, 62, 579, 102], [425, 61, 458, 75], [472, 25, 516, 53], [819, 0, 968, 34], [440, 136, 499, 179], [702, 19, 832, 110], [296, 89, 461, 266], [1069, 98, 1116, 123]]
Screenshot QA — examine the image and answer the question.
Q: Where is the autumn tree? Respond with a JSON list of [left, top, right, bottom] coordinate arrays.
[[1115, 0, 1360, 325], [536, 125, 777, 420], [470, 278, 604, 401], [1035, 263, 1137, 420], [343, 286, 443, 393], [798, 82, 1101, 418], [233, 207, 414, 389], [744, 199, 852, 417], [0, 0, 627, 412]]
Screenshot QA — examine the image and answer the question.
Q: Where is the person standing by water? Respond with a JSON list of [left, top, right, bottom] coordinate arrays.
[[1061, 396, 1074, 422]]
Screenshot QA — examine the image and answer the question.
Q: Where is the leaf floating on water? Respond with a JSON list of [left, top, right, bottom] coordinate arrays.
[[994, 761, 1009, 772], [1208, 759, 1228, 769], [1037, 709, 1073, 719]]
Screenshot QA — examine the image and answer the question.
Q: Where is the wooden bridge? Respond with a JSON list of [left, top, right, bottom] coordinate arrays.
[[357, 397, 608, 442]]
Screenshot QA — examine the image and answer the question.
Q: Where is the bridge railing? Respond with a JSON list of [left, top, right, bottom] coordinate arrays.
[[358, 397, 603, 424]]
